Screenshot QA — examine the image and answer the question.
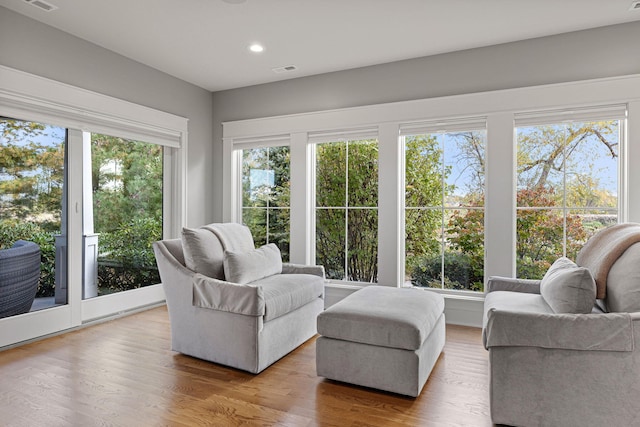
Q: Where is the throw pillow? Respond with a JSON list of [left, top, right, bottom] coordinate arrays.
[[181, 227, 225, 279], [540, 257, 596, 314], [223, 243, 283, 284]]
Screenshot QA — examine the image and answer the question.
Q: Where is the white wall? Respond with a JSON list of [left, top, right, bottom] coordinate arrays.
[[0, 6, 215, 228], [212, 21, 640, 221]]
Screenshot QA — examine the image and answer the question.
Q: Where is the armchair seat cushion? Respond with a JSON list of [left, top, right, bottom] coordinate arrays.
[[251, 273, 325, 322]]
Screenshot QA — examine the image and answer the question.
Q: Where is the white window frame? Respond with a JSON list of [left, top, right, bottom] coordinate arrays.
[[0, 66, 188, 347]]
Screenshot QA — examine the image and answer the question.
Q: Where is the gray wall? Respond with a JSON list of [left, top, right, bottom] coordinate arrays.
[[212, 20, 640, 221], [0, 6, 215, 227]]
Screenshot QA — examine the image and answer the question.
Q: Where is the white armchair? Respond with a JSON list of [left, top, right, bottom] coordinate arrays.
[[483, 223, 640, 426], [153, 223, 325, 373]]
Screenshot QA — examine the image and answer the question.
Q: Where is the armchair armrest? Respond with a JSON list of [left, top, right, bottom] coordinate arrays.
[[192, 273, 265, 316], [486, 276, 541, 294], [483, 308, 634, 352], [282, 263, 325, 278]]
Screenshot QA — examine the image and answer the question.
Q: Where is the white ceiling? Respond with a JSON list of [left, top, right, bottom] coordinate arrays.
[[2, 0, 640, 91]]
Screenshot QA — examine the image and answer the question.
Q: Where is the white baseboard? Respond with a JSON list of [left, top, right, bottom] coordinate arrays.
[[324, 284, 484, 329]]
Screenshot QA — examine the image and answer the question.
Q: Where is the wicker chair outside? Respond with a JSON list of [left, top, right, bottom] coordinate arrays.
[[0, 240, 41, 319]]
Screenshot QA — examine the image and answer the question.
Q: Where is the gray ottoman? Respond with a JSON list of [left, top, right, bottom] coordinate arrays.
[[316, 286, 445, 397]]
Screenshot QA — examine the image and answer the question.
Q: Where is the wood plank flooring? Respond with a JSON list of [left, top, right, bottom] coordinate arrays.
[[0, 306, 492, 426]]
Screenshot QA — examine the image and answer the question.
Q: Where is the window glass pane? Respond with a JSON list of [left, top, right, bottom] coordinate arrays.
[[91, 134, 162, 297], [0, 117, 68, 315], [316, 208, 346, 280], [347, 208, 378, 282], [516, 119, 620, 279], [316, 142, 346, 208], [268, 208, 290, 262], [269, 146, 290, 208], [517, 124, 566, 197], [315, 138, 378, 283], [347, 140, 378, 207], [444, 132, 486, 206], [241, 145, 290, 262], [446, 208, 484, 291], [242, 148, 269, 208], [516, 208, 564, 278], [404, 130, 485, 292], [243, 207, 267, 247], [407, 209, 443, 290], [565, 121, 619, 208], [405, 134, 443, 207]]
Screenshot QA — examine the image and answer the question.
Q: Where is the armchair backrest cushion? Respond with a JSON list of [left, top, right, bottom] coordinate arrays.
[[540, 257, 596, 314], [181, 227, 225, 280], [181, 223, 257, 281], [204, 223, 254, 253], [224, 243, 283, 284], [606, 243, 640, 312]]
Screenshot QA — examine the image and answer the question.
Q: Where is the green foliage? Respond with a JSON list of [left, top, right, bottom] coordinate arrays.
[[92, 135, 163, 233], [0, 219, 56, 297], [411, 252, 483, 292], [97, 217, 161, 294]]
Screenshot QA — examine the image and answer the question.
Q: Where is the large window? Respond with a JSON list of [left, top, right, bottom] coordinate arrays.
[[315, 138, 378, 282], [403, 125, 486, 292], [516, 112, 622, 279], [241, 146, 290, 261]]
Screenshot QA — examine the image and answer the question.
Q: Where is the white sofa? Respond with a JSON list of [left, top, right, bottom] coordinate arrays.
[[153, 223, 325, 373]]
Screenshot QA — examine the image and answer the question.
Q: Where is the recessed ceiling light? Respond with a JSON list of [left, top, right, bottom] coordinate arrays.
[[249, 44, 264, 53], [630, 0, 640, 11]]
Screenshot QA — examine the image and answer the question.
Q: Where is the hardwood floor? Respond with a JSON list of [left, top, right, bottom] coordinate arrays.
[[0, 306, 492, 426]]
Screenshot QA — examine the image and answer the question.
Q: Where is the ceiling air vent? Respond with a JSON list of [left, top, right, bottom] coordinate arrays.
[[630, 1, 640, 11], [272, 65, 298, 74], [23, 0, 58, 12]]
